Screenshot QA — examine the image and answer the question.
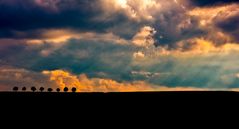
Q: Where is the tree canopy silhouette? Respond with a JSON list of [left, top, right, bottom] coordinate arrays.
[[48, 88, 53, 92], [56, 88, 61, 92], [31, 87, 37, 92], [13, 87, 18, 92], [39, 87, 44, 92], [72, 87, 77, 93], [22, 87, 27, 92], [64, 87, 69, 92]]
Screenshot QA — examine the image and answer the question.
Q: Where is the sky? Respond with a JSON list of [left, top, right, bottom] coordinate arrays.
[[0, 0, 239, 92]]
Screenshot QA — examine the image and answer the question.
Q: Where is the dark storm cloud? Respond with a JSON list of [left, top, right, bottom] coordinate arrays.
[[153, 10, 205, 46], [191, 0, 239, 6], [0, 0, 238, 43], [216, 13, 239, 42], [0, 0, 98, 30], [0, 0, 143, 40]]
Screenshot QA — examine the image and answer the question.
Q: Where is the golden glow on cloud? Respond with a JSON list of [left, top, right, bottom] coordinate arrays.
[[1, 67, 238, 92], [174, 38, 239, 55], [137, 38, 239, 58], [25, 29, 130, 56], [133, 51, 145, 59], [42, 70, 226, 92], [42, 70, 239, 92], [26, 29, 129, 45], [43, 70, 154, 92], [26, 29, 80, 44], [188, 4, 239, 27]]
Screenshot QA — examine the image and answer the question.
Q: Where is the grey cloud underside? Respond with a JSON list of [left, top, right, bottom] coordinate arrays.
[[153, 10, 205, 46]]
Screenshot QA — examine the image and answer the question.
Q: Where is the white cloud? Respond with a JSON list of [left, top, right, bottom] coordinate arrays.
[[101, 0, 164, 21]]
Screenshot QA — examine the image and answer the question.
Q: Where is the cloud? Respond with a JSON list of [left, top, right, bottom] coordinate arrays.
[[0, 0, 191, 43], [2, 30, 239, 89], [0, 67, 224, 92], [0, 66, 153, 92], [0, 0, 107, 33], [191, 0, 239, 7], [0, 0, 237, 46], [168, 38, 239, 55], [101, 0, 162, 21], [3, 66, 239, 92], [133, 51, 145, 59], [34, 0, 60, 11], [0, 66, 56, 91], [130, 37, 239, 88], [187, 3, 239, 43], [43, 70, 154, 92], [1, 0, 239, 91], [44, 69, 238, 92], [132, 26, 156, 47], [26, 29, 129, 45]]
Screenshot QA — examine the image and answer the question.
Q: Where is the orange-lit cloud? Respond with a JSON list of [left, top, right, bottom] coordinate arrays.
[[25, 29, 130, 56], [175, 38, 239, 54], [38, 70, 239, 92], [188, 4, 239, 27], [42, 70, 154, 92], [27, 29, 79, 44], [1, 67, 239, 92], [133, 51, 145, 59], [42, 70, 231, 92], [26, 29, 129, 45]]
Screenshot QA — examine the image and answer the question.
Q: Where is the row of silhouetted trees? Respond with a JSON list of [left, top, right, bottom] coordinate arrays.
[[12, 87, 77, 92]]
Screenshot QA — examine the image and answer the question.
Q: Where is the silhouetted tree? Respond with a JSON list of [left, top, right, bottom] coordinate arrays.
[[13, 87, 18, 92], [48, 88, 53, 92], [22, 87, 27, 92], [56, 88, 61, 92], [64, 87, 69, 92], [72, 87, 77, 93], [31, 87, 37, 92], [39, 87, 44, 92]]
